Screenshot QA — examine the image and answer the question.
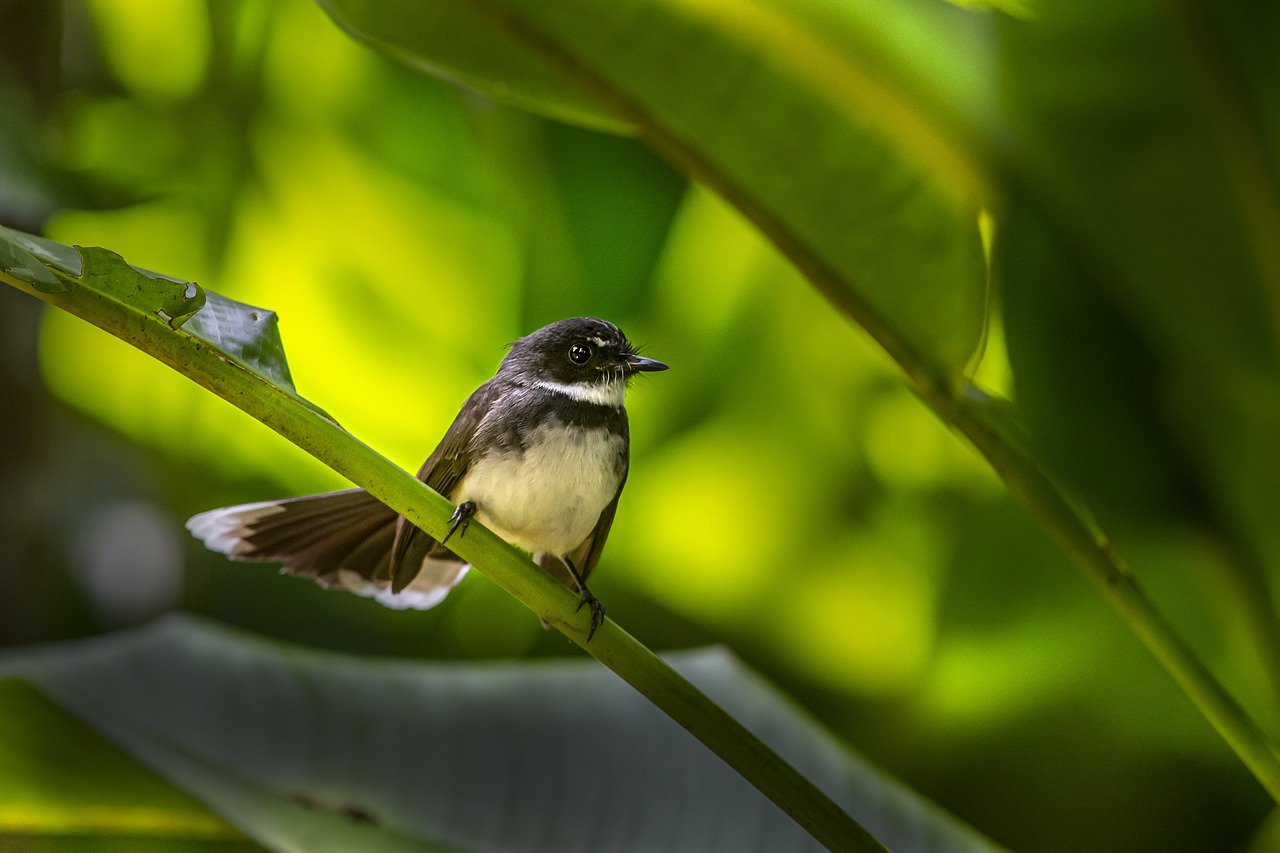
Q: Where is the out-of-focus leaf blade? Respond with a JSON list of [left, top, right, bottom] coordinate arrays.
[[318, 0, 991, 376], [0, 678, 236, 841], [1000, 0, 1280, 361], [0, 616, 998, 853], [997, 196, 1206, 531], [74, 709, 434, 852], [995, 0, 1280, 722], [997, 0, 1280, 562], [316, 0, 628, 133]]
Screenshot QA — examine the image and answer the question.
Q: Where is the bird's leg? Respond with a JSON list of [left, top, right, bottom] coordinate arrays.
[[441, 500, 476, 545], [563, 557, 605, 642]]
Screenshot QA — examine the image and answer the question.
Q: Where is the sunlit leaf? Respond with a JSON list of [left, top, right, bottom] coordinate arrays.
[[0, 616, 997, 852], [318, 0, 991, 375], [317, 0, 628, 133]]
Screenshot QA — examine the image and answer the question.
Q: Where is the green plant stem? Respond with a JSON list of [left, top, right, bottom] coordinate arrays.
[[1202, 529, 1280, 723], [2, 272, 886, 853], [946, 391, 1280, 800]]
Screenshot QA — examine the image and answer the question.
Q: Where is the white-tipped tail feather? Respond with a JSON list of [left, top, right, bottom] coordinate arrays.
[[186, 494, 467, 611], [335, 563, 470, 610], [186, 502, 286, 558]]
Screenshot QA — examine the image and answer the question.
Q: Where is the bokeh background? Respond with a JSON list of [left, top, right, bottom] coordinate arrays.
[[0, 1, 1274, 850]]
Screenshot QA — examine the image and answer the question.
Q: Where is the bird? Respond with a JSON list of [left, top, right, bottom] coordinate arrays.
[[186, 317, 667, 640]]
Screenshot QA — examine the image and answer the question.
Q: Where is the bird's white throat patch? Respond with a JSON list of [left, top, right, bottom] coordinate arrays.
[[533, 378, 625, 408]]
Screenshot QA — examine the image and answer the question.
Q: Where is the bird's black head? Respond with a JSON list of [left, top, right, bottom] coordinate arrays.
[[499, 317, 667, 403]]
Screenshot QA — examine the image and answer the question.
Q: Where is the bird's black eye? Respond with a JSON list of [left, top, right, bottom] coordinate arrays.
[[568, 343, 592, 365]]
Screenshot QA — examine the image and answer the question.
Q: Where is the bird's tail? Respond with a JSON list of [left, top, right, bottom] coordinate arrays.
[[186, 489, 468, 610]]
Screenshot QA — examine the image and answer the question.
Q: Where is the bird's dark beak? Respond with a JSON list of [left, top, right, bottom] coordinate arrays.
[[623, 353, 668, 373]]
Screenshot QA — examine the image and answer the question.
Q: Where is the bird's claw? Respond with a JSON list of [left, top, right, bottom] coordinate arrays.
[[441, 501, 476, 546], [576, 590, 605, 642]]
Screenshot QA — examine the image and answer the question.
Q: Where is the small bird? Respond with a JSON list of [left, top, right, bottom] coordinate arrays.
[[187, 317, 666, 640]]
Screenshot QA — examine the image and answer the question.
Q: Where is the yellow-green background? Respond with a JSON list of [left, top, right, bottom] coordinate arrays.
[[0, 1, 1270, 850]]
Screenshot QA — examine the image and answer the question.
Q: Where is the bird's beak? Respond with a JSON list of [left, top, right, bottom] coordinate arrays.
[[622, 353, 668, 373]]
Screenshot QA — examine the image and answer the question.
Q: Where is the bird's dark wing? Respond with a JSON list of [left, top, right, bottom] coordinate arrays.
[[389, 379, 502, 592]]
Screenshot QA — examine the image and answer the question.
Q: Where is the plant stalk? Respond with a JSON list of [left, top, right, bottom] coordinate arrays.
[[946, 390, 1280, 800]]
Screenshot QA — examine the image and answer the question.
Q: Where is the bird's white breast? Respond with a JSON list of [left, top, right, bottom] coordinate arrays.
[[454, 424, 625, 557]]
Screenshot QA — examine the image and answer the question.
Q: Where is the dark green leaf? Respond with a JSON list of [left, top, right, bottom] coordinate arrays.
[[0, 616, 997, 852], [184, 294, 297, 397], [997, 0, 1280, 563], [998, 0, 1280, 367], [0, 677, 236, 840], [0, 225, 65, 291], [997, 198, 1206, 532]]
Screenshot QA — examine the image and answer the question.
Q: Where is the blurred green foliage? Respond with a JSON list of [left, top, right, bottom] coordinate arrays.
[[2, 0, 1280, 850], [0, 678, 236, 842]]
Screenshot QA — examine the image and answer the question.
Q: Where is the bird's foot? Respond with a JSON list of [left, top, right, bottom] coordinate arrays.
[[441, 501, 476, 545], [575, 588, 605, 642]]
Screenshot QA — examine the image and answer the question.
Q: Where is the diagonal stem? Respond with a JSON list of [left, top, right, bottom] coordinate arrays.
[[946, 387, 1280, 800]]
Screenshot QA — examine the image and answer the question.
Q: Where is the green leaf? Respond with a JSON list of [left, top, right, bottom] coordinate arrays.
[[994, 0, 1280, 759], [996, 197, 1206, 532], [0, 677, 236, 841], [0, 225, 66, 292], [4, 227, 83, 277], [317, 0, 991, 376], [184, 294, 298, 400], [0, 616, 996, 852], [77, 246, 207, 329], [996, 0, 1280, 575], [317, 0, 628, 133], [0, 228, 329, 420], [999, 0, 1280, 361]]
